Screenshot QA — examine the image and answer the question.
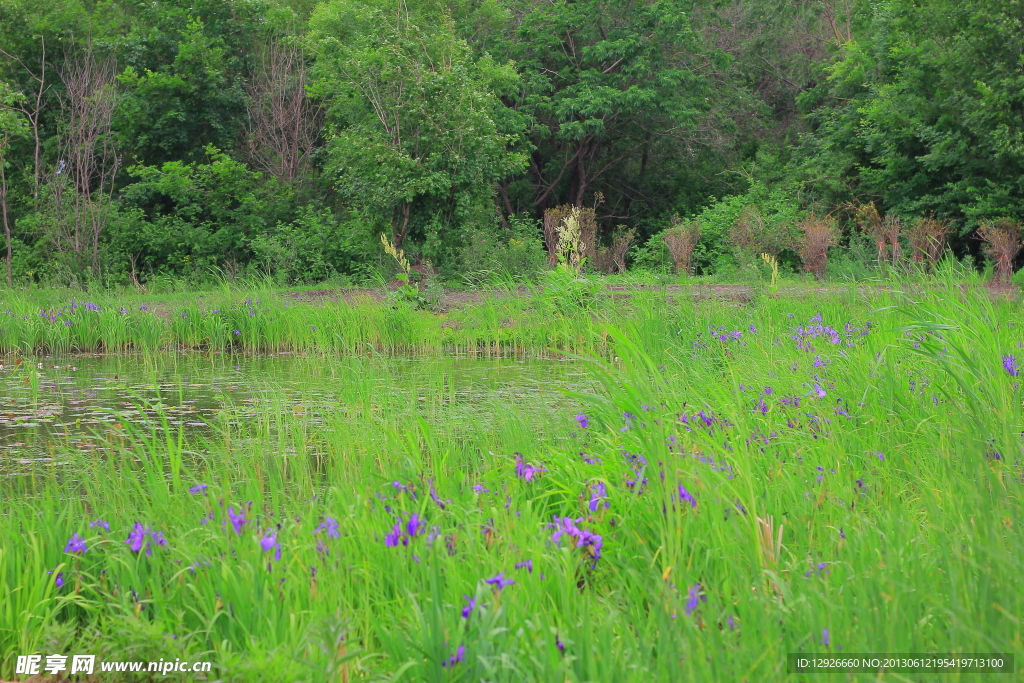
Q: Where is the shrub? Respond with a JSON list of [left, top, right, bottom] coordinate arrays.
[[460, 215, 548, 284], [688, 182, 803, 274]]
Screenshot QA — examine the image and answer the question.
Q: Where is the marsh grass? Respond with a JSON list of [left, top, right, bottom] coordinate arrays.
[[1, 282, 1022, 681]]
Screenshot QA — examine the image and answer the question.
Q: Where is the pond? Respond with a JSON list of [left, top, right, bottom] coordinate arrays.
[[0, 352, 594, 470]]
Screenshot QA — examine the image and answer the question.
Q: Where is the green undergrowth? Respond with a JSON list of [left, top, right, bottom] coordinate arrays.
[[0, 283, 1022, 681]]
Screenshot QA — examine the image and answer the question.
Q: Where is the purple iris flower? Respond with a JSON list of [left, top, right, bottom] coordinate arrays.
[[406, 513, 426, 537], [384, 521, 403, 547], [90, 519, 109, 532], [64, 533, 87, 554], [441, 645, 465, 668], [260, 530, 282, 561], [588, 482, 609, 512], [125, 523, 164, 556], [126, 523, 147, 553], [54, 571, 65, 588], [227, 507, 247, 536], [677, 485, 697, 508], [575, 413, 589, 429], [685, 584, 705, 615], [514, 560, 533, 573], [823, 629, 830, 646], [514, 454, 546, 482], [189, 483, 208, 495], [315, 517, 340, 538], [1003, 354, 1020, 377], [485, 573, 515, 589], [461, 595, 476, 618]]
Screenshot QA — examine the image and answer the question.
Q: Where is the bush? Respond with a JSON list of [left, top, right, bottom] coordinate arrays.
[[680, 181, 804, 274], [460, 215, 548, 284], [250, 207, 375, 284]]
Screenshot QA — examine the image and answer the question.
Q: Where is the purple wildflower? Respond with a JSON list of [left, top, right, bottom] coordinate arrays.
[[54, 571, 65, 588], [514, 559, 533, 573], [406, 513, 426, 537], [260, 530, 281, 561], [472, 484, 490, 494], [227, 507, 247, 536], [125, 523, 164, 556], [1003, 354, 1020, 377], [823, 629, 830, 646], [315, 517, 340, 538], [189, 483, 208, 495], [514, 454, 546, 482], [461, 595, 476, 619], [64, 533, 87, 554], [685, 584, 705, 616], [588, 482, 609, 512], [441, 645, 465, 668], [90, 519, 109, 532], [485, 572, 515, 590], [384, 521, 403, 547], [576, 413, 589, 429], [676, 484, 697, 508]]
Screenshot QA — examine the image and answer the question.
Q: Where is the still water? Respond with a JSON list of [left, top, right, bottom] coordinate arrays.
[[0, 352, 592, 466]]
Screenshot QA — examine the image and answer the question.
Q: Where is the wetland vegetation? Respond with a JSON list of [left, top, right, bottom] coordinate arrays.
[[1, 280, 1022, 681]]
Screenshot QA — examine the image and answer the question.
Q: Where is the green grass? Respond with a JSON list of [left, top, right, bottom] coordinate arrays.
[[1, 281, 1022, 681]]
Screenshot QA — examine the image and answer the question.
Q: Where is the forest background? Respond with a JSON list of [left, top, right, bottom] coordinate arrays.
[[1, 0, 1022, 288]]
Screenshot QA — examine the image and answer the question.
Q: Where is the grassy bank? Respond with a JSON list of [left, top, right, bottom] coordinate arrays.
[[1, 283, 1022, 681]]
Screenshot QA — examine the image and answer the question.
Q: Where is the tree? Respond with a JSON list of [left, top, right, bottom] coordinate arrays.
[[245, 34, 322, 186], [793, 0, 1024, 240], [310, 0, 527, 267], [474, 0, 735, 230], [49, 46, 119, 277], [0, 82, 29, 286], [0, 36, 48, 206]]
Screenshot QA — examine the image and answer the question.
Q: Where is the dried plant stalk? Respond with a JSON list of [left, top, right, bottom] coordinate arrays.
[[729, 206, 766, 267], [663, 218, 701, 274], [796, 213, 838, 278], [593, 226, 635, 274], [882, 214, 903, 263], [906, 215, 950, 269], [978, 219, 1022, 283], [854, 202, 886, 262]]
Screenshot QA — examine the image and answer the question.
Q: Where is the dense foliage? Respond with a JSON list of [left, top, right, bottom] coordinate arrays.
[[1, 0, 1022, 285]]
